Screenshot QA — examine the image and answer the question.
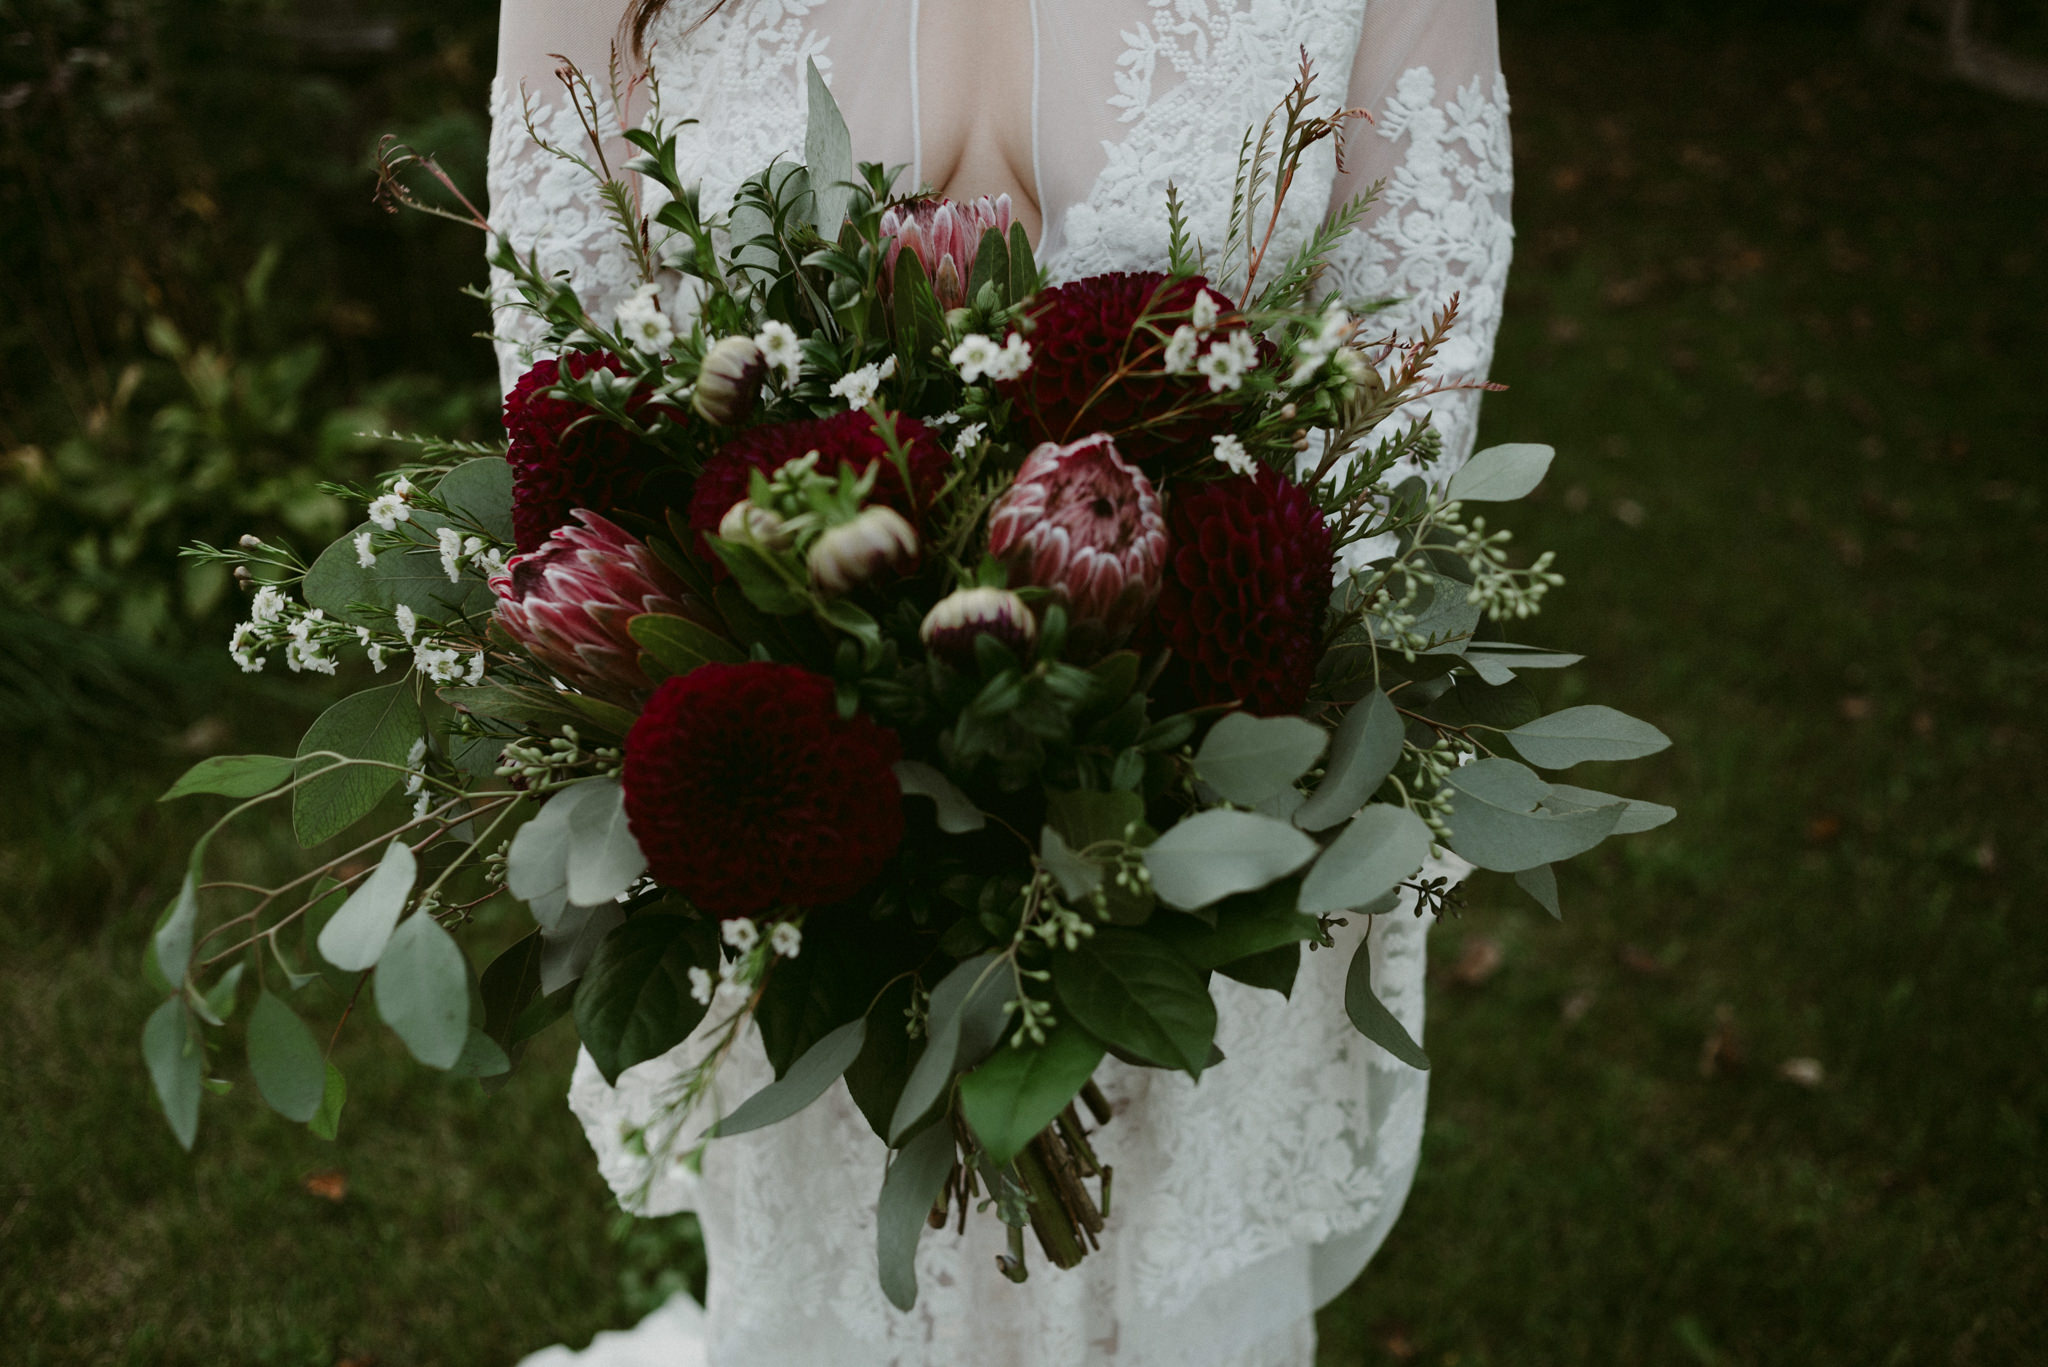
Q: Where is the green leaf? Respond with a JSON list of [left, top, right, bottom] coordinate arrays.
[[440, 684, 592, 732], [1299, 804, 1435, 914], [1216, 943, 1300, 997], [1296, 690, 1403, 831], [895, 761, 986, 833], [247, 990, 325, 1122], [804, 58, 856, 236], [1143, 810, 1318, 912], [1046, 789, 1146, 848], [432, 456, 515, 542], [315, 839, 417, 971], [876, 1120, 958, 1311], [564, 777, 647, 907], [308, 1062, 346, 1140], [293, 682, 422, 847], [1344, 940, 1429, 1069], [448, 1028, 513, 1078], [1441, 675, 1541, 731], [1513, 863, 1562, 920], [160, 754, 296, 802], [1506, 706, 1673, 770], [1542, 784, 1677, 834], [710, 1017, 867, 1138], [1007, 221, 1037, 301], [142, 998, 202, 1151], [1051, 929, 1215, 1076], [959, 1022, 1104, 1167], [887, 953, 1007, 1144], [302, 522, 491, 627], [1462, 642, 1583, 686], [155, 867, 200, 987], [573, 913, 717, 1084], [374, 912, 470, 1069], [965, 225, 1011, 308], [481, 931, 545, 1051], [1441, 759, 1625, 873], [190, 962, 244, 1026], [628, 613, 744, 676], [1446, 442, 1555, 502], [1192, 713, 1328, 807], [1040, 826, 1104, 902], [1151, 879, 1319, 970]]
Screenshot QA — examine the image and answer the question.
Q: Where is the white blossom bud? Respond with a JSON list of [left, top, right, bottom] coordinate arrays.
[[807, 506, 918, 595]]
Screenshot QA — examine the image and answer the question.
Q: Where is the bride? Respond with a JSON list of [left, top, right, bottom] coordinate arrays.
[[490, 2, 1513, 1363]]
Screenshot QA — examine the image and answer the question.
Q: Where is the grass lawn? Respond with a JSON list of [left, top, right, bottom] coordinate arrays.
[[3, 11, 2043, 1366]]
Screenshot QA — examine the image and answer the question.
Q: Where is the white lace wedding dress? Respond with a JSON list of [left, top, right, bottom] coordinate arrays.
[[489, 3, 1512, 1364]]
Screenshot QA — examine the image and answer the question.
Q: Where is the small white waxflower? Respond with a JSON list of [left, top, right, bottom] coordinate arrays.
[[394, 603, 418, 643], [949, 333, 1002, 383], [1316, 306, 1352, 350], [367, 493, 410, 531], [687, 966, 714, 1005], [438, 526, 465, 582], [1163, 324, 1200, 375], [392, 477, 414, 500], [475, 547, 507, 580], [464, 651, 487, 685], [721, 917, 760, 953], [615, 284, 675, 353], [1190, 288, 1222, 335], [828, 354, 899, 410], [413, 641, 463, 683], [1211, 433, 1256, 477], [929, 410, 962, 428], [354, 530, 377, 568], [754, 320, 802, 383], [987, 333, 1032, 382], [770, 922, 802, 958], [952, 421, 987, 457], [250, 585, 287, 624], [229, 621, 265, 673], [1196, 330, 1259, 393]]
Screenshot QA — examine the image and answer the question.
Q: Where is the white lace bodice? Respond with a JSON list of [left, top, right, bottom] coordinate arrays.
[[489, 4, 1512, 1364]]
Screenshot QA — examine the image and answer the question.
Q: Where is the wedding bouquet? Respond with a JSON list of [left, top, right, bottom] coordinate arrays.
[[146, 61, 1670, 1307]]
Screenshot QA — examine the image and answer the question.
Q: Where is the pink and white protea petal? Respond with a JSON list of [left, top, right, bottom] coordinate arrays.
[[921, 586, 1036, 665], [985, 433, 1167, 647], [879, 195, 1015, 312], [491, 510, 714, 705]]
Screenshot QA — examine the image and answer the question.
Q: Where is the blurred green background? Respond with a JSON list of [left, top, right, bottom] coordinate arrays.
[[2, 0, 2042, 1362]]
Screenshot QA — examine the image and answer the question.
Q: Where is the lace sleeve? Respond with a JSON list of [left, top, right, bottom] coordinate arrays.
[[489, 0, 649, 394], [1326, 0, 1514, 478]]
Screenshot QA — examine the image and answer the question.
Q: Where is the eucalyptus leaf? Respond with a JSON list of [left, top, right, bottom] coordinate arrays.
[[1151, 879, 1319, 970], [247, 990, 325, 1122], [1543, 784, 1677, 834], [1513, 863, 1562, 919], [895, 761, 987, 833], [539, 902, 625, 997], [142, 998, 202, 1151], [1441, 759, 1624, 873], [155, 867, 200, 987], [1216, 943, 1301, 997], [629, 613, 744, 676], [959, 1021, 1105, 1167], [804, 58, 855, 236], [887, 953, 1006, 1143], [1192, 713, 1327, 807], [373, 912, 471, 1070], [448, 1029, 513, 1079], [1343, 940, 1430, 1069], [316, 840, 417, 971], [309, 1062, 346, 1140], [711, 1017, 867, 1138], [573, 914, 718, 1084], [1040, 826, 1105, 902], [293, 683, 421, 847], [1298, 804, 1435, 914], [431, 456, 515, 542], [1446, 442, 1555, 503], [1050, 930, 1214, 1076], [564, 777, 647, 907], [1296, 690, 1403, 831], [1506, 706, 1673, 770], [1142, 810, 1317, 912], [160, 754, 296, 802], [506, 782, 586, 928], [876, 1120, 958, 1311]]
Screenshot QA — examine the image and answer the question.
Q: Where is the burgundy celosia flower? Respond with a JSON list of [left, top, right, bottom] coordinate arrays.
[[622, 662, 905, 917], [490, 511, 711, 707], [880, 195, 1015, 311], [999, 272, 1214, 463], [1154, 467, 1334, 715], [504, 352, 661, 554], [987, 434, 1167, 646], [687, 410, 951, 541]]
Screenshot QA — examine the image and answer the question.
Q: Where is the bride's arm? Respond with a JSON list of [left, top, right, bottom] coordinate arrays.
[[1326, 0, 1515, 474], [488, 0, 647, 392]]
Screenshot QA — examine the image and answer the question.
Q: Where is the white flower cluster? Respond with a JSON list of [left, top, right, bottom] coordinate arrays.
[[615, 283, 675, 354], [411, 638, 487, 685], [1210, 433, 1256, 477], [402, 736, 434, 818], [229, 586, 345, 675], [1165, 322, 1259, 393], [1286, 305, 1367, 389], [367, 476, 415, 531], [687, 917, 804, 1006], [948, 332, 1032, 384], [436, 526, 507, 584], [829, 354, 900, 410], [754, 320, 802, 385]]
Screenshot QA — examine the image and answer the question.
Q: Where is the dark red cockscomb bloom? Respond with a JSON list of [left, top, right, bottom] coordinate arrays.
[[1154, 467, 1335, 716], [621, 662, 905, 917], [687, 409, 951, 539], [504, 352, 660, 553], [999, 272, 1215, 464]]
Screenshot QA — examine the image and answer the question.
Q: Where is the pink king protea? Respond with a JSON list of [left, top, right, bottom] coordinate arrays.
[[986, 434, 1167, 650], [879, 195, 1014, 312], [490, 510, 712, 706]]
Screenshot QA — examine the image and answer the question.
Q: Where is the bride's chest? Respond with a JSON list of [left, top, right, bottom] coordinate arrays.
[[652, 0, 1369, 277]]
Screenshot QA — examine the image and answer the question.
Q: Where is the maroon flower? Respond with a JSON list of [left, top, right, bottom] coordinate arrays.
[[489, 511, 712, 707], [622, 663, 905, 918], [504, 352, 661, 554], [879, 195, 1016, 311], [1154, 468, 1334, 715], [998, 272, 1214, 464], [687, 409, 951, 540], [986, 434, 1166, 646]]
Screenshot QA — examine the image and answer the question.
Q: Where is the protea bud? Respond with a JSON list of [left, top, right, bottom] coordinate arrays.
[[490, 510, 707, 705], [879, 195, 1014, 312], [920, 587, 1036, 665], [717, 499, 793, 551], [692, 335, 766, 426], [986, 434, 1167, 648], [807, 506, 918, 595]]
